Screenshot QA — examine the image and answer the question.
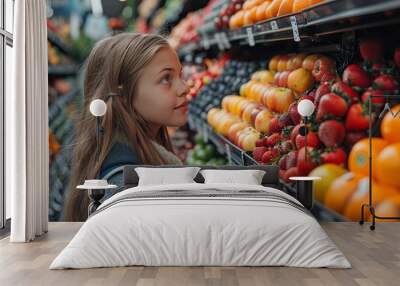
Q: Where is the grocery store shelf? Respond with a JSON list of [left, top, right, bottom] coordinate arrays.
[[48, 65, 79, 76], [48, 88, 80, 123], [179, 0, 400, 57], [187, 114, 348, 222], [47, 30, 77, 59]]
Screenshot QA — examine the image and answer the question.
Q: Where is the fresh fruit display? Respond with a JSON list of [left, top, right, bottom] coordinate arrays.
[[186, 134, 227, 165], [184, 32, 400, 221], [229, 0, 325, 29]]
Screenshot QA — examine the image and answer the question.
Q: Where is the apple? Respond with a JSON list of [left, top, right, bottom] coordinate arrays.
[[255, 109, 273, 133], [228, 122, 250, 143], [278, 71, 291, 87], [265, 87, 295, 113], [269, 55, 281, 72], [302, 54, 321, 71], [250, 105, 266, 126], [274, 72, 281, 86], [277, 55, 290, 72], [241, 129, 261, 151], [242, 102, 259, 123], [291, 53, 308, 69]]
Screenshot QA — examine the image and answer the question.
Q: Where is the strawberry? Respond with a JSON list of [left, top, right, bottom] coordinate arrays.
[[282, 167, 300, 183], [268, 117, 284, 135], [331, 81, 359, 103], [295, 131, 320, 149], [261, 150, 274, 164], [312, 56, 336, 82], [278, 155, 288, 170], [280, 140, 294, 154], [342, 64, 371, 89], [271, 146, 281, 158], [297, 147, 319, 176], [255, 138, 265, 147], [373, 74, 399, 92], [359, 39, 384, 62], [316, 93, 348, 122], [361, 88, 385, 105], [253, 146, 268, 162], [290, 125, 302, 145], [318, 120, 346, 147], [345, 131, 367, 147], [321, 148, 347, 166], [345, 103, 370, 131], [288, 102, 301, 125], [315, 82, 331, 105], [394, 47, 400, 69], [266, 133, 281, 147], [286, 150, 298, 169]]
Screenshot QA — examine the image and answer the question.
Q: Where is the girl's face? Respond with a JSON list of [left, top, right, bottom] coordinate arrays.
[[133, 46, 190, 131]]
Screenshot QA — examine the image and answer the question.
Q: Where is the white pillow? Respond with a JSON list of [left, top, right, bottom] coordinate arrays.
[[200, 169, 266, 185], [135, 167, 201, 186]]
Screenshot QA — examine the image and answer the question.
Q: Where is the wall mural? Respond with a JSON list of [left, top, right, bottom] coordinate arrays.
[[47, 0, 400, 223]]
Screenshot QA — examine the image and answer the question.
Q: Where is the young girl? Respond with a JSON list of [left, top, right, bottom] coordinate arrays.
[[64, 33, 190, 221]]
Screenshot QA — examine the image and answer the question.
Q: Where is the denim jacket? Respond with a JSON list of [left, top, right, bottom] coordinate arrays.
[[99, 142, 142, 202]]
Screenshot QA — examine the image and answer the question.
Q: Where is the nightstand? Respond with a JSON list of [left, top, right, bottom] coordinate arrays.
[[77, 180, 117, 217], [289, 176, 321, 210]]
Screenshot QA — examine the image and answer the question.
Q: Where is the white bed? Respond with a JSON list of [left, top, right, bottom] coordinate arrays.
[[50, 183, 351, 269]]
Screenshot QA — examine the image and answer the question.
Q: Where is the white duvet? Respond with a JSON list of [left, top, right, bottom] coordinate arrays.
[[50, 183, 351, 269]]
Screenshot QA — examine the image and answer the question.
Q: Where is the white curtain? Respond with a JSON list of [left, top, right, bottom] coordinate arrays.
[[7, 0, 49, 242]]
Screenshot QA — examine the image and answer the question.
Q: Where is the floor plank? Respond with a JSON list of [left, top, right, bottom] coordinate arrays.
[[0, 222, 399, 286]]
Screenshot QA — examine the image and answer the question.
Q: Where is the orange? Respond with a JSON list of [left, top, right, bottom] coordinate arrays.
[[268, 55, 281, 71], [348, 138, 388, 179], [243, 10, 254, 26], [277, 54, 290, 71], [324, 172, 363, 214], [293, 0, 311, 12], [375, 195, 400, 222], [268, 0, 283, 18], [302, 54, 321, 71], [376, 143, 400, 188], [249, 6, 259, 22], [381, 104, 400, 143], [243, 0, 255, 10], [343, 178, 399, 221], [277, 0, 294, 17], [256, 1, 271, 22], [235, 10, 245, 27], [310, 0, 324, 5]]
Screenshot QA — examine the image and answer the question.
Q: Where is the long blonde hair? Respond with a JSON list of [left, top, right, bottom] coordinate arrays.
[[64, 33, 174, 221]]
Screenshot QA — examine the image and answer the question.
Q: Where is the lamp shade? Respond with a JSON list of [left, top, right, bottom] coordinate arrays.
[[89, 99, 107, 117], [297, 99, 315, 117]]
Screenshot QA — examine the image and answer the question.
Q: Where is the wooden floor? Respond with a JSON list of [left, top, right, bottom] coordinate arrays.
[[0, 222, 399, 286]]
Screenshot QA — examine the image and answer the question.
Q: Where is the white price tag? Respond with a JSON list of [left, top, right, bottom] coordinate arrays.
[[290, 16, 300, 42], [246, 27, 255, 47], [202, 36, 210, 50], [215, 33, 224, 51], [270, 20, 279, 30], [202, 124, 209, 142], [225, 143, 232, 164], [221, 32, 231, 49]]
